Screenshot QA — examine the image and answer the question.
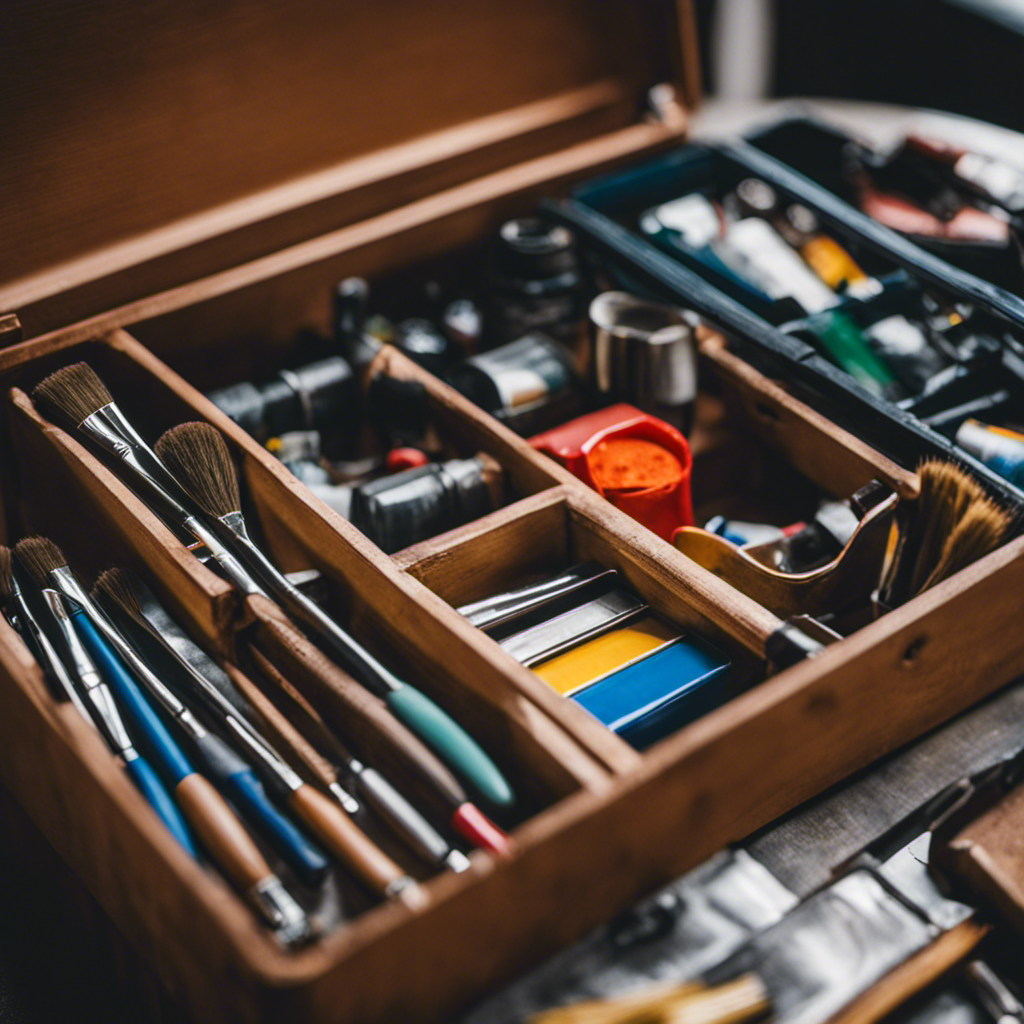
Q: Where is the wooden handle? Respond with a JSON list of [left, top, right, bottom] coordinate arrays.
[[289, 784, 409, 898], [174, 773, 270, 890], [249, 596, 466, 815], [230, 652, 349, 789]]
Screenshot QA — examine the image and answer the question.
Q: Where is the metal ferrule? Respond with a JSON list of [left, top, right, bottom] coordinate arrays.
[[79, 408, 265, 597], [444, 849, 472, 873], [39, 589, 134, 754], [352, 760, 458, 870], [14, 584, 94, 723], [384, 874, 419, 900], [40, 588, 104, 691], [83, 404, 191, 504], [183, 514, 265, 597], [80, 407, 190, 512], [249, 876, 311, 945], [48, 567, 208, 741], [79, 406, 147, 462], [328, 780, 361, 816]]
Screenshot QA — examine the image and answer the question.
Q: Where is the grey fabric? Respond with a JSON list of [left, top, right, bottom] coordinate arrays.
[[461, 850, 796, 1024]]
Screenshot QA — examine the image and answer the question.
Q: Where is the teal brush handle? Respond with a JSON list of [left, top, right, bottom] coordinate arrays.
[[385, 685, 514, 809], [218, 518, 515, 808]]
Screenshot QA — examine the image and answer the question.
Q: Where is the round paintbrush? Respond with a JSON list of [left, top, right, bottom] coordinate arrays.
[[0, 544, 93, 720], [11, 540, 201, 865], [154, 421, 516, 817], [32, 363, 268, 599]]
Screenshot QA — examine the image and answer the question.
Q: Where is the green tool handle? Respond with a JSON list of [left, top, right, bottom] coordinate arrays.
[[385, 684, 514, 809]]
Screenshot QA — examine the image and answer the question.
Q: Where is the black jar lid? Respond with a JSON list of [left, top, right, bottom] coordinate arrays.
[[492, 218, 579, 281]]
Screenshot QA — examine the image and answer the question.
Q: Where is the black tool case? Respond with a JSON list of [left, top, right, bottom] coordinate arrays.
[[544, 132, 1024, 511]]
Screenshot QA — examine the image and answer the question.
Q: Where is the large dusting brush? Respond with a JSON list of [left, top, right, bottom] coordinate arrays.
[[882, 459, 1012, 606]]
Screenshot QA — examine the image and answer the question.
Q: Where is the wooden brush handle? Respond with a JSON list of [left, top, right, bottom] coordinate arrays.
[[249, 596, 466, 815], [224, 658, 343, 792], [174, 773, 271, 890], [289, 784, 411, 898]]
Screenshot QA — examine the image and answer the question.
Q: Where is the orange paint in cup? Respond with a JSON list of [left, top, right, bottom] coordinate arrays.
[[588, 438, 684, 492]]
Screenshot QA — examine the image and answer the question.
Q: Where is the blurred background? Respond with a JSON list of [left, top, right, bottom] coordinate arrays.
[[694, 0, 1024, 131]]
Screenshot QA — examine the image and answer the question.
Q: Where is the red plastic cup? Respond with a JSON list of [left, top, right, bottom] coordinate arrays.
[[530, 404, 693, 540]]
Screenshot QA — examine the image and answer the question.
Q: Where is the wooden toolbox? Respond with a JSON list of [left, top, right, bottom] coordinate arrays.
[[4, 3, 1024, 1022]]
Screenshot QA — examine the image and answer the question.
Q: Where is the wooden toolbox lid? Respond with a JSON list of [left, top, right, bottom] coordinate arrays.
[[0, 0, 698, 333]]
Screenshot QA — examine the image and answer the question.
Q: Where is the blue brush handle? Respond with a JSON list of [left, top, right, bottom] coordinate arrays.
[[224, 768, 328, 886], [123, 755, 199, 858], [69, 607, 193, 786], [193, 731, 328, 887]]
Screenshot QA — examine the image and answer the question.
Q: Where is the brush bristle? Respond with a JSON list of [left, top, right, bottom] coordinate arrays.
[[884, 459, 1012, 604], [154, 422, 241, 518], [919, 499, 1010, 592], [14, 536, 68, 588], [0, 545, 11, 605], [906, 460, 983, 596], [92, 567, 144, 618], [32, 362, 113, 425]]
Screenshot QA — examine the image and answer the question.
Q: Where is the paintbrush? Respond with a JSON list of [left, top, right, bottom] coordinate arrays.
[[527, 974, 770, 1024], [92, 569, 439, 891], [31, 363, 512, 855], [106, 566, 471, 872], [5, 543, 199, 858], [91, 575, 338, 890], [15, 537, 314, 941], [0, 544, 94, 722], [881, 459, 1012, 606], [244, 638, 472, 874], [154, 421, 514, 812], [32, 364, 266, 599]]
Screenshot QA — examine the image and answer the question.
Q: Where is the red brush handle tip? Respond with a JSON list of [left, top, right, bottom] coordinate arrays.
[[451, 803, 512, 856]]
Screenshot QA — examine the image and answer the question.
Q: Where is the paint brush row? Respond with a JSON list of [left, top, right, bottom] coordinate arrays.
[[92, 566, 470, 875], [2, 539, 314, 942], [31, 362, 515, 856], [0, 531, 498, 944]]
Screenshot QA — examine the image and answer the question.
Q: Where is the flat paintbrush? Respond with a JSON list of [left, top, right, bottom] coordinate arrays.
[[16, 537, 314, 941], [155, 421, 515, 812], [31, 363, 509, 855], [93, 568, 438, 890]]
